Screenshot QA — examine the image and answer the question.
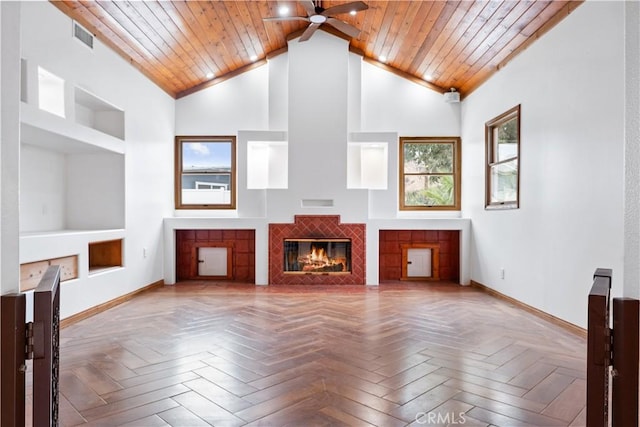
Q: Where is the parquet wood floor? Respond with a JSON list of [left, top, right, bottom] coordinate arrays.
[[43, 282, 587, 426]]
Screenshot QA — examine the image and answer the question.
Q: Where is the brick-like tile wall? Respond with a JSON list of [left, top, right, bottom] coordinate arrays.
[[176, 229, 255, 282], [269, 215, 365, 285], [379, 230, 460, 282]]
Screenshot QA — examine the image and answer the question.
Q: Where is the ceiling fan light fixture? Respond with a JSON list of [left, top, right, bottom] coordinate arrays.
[[310, 14, 327, 24], [267, 1, 368, 42]]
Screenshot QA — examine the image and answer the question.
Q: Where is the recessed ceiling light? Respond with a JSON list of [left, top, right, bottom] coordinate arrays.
[[279, 5, 289, 16], [379, 55, 387, 63], [424, 74, 434, 81], [206, 72, 214, 79], [350, 10, 357, 15], [250, 54, 258, 61]]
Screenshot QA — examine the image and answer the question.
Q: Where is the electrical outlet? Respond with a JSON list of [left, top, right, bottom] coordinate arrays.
[[500, 268, 505, 279]]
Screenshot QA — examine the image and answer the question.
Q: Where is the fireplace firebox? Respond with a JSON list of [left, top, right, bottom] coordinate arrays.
[[284, 239, 351, 274]]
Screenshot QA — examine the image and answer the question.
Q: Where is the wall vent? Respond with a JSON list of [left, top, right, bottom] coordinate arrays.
[[73, 21, 94, 50]]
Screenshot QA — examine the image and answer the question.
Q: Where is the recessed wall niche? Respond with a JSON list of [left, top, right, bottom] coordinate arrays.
[[74, 87, 125, 139], [20, 143, 125, 233], [246, 141, 288, 189], [88, 239, 123, 274], [37, 66, 66, 118], [347, 142, 388, 189]]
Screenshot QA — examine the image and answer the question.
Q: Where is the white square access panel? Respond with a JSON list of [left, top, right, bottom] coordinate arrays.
[[198, 247, 228, 277], [407, 248, 432, 277]]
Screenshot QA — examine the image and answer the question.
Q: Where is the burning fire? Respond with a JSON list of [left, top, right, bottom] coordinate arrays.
[[297, 244, 344, 271], [309, 245, 329, 264]]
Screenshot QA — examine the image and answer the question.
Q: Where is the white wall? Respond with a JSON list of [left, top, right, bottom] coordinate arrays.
[[623, 0, 640, 298], [268, 53, 288, 130], [20, 144, 66, 231], [361, 61, 460, 136], [20, 1, 175, 318], [0, 1, 22, 411], [461, 1, 625, 328], [175, 65, 269, 135], [268, 31, 369, 223], [66, 152, 124, 230]]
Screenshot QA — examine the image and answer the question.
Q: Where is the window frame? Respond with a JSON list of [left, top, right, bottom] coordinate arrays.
[[399, 136, 462, 211], [174, 135, 237, 210], [485, 105, 521, 210]]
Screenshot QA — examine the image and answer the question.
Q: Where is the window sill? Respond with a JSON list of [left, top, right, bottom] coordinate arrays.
[[485, 203, 519, 210]]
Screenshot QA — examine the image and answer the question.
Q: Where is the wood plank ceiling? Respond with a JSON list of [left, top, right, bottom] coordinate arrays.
[[51, 1, 583, 99]]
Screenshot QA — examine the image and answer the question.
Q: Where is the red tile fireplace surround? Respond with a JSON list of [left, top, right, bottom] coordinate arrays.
[[269, 215, 366, 285]]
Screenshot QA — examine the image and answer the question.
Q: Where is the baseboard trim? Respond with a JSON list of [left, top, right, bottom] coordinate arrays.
[[60, 280, 164, 329], [470, 280, 587, 338]]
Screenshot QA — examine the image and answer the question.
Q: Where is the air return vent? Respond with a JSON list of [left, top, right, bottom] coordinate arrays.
[[73, 21, 93, 50]]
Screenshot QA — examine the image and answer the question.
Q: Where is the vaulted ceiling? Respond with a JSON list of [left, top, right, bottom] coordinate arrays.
[[51, 1, 583, 99]]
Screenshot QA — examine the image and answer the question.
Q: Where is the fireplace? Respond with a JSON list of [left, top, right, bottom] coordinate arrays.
[[269, 215, 365, 285], [284, 239, 351, 274]]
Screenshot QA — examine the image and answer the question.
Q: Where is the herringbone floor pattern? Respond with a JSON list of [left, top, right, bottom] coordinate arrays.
[[48, 282, 586, 426]]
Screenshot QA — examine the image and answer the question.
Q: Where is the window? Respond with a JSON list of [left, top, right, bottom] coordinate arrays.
[[175, 136, 236, 209], [485, 105, 520, 209], [399, 137, 461, 210]]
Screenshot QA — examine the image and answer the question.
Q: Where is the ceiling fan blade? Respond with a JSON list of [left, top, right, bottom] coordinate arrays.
[[326, 17, 361, 38], [322, 1, 368, 16], [300, 0, 317, 16], [299, 22, 321, 42], [263, 16, 309, 22]]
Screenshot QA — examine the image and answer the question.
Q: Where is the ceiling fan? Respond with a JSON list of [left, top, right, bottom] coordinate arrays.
[[264, 0, 369, 42]]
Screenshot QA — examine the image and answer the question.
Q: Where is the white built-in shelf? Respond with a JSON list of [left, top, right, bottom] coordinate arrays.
[[20, 103, 126, 234], [20, 229, 125, 265], [20, 229, 125, 239], [74, 86, 125, 140], [88, 266, 124, 276], [20, 102, 124, 155]]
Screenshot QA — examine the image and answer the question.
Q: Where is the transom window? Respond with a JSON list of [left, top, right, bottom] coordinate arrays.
[[175, 136, 236, 209], [399, 137, 461, 211], [485, 105, 520, 209]]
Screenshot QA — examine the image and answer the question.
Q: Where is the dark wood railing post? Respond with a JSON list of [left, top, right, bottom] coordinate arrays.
[[1, 293, 27, 427], [32, 265, 61, 427], [1, 265, 60, 427], [586, 268, 612, 427], [611, 297, 639, 427]]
